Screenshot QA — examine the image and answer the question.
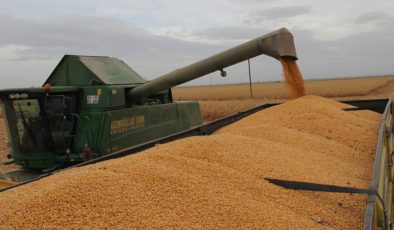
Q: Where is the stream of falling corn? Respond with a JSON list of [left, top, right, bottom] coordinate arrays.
[[280, 57, 306, 98]]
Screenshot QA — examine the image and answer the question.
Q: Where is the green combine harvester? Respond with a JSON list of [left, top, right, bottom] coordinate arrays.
[[1, 55, 203, 170]]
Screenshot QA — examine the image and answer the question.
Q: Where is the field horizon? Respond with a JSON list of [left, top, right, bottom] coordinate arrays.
[[177, 74, 394, 88], [173, 74, 394, 121]]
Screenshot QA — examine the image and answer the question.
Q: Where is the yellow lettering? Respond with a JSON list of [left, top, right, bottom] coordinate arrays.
[[110, 116, 145, 135]]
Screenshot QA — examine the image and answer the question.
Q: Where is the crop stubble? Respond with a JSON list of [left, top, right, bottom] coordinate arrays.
[[0, 95, 380, 229]]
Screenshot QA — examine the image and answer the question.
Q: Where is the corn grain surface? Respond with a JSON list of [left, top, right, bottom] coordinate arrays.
[[0, 95, 380, 229]]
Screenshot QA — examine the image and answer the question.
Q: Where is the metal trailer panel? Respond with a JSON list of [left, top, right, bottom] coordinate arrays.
[[363, 99, 393, 230]]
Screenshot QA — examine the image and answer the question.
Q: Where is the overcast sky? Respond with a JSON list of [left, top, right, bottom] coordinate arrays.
[[0, 0, 393, 88]]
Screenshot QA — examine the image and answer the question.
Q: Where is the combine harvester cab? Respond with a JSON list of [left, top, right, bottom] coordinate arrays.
[[0, 85, 80, 169]]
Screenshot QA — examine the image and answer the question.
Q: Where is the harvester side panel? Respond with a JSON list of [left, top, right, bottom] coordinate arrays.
[[108, 102, 202, 153]]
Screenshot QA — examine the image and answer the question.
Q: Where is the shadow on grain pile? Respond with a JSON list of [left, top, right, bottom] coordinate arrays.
[[0, 95, 380, 229]]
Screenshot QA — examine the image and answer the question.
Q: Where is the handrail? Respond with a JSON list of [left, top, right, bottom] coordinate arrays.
[[363, 99, 393, 230]]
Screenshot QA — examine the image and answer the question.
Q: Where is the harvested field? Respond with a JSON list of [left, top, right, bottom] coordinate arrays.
[[199, 98, 267, 121], [0, 117, 18, 173], [173, 75, 394, 121], [0, 119, 6, 158], [172, 75, 394, 101], [0, 95, 380, 229]]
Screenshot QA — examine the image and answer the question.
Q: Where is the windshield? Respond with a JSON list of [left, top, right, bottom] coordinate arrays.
[[2, 94, 78, 156], [11, 99, 50, 154]]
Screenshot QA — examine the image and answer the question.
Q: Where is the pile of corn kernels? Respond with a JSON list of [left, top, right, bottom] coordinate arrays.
[[0, 95, 380, 229]]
